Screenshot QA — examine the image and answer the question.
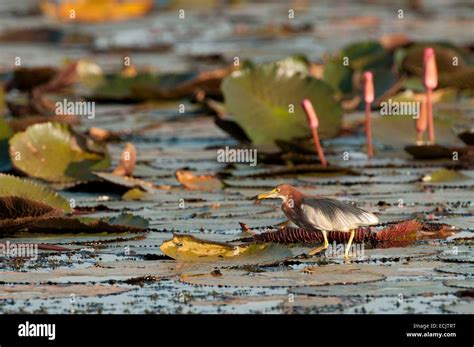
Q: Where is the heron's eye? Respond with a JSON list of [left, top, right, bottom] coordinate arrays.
[[276, 188, 280, 192]]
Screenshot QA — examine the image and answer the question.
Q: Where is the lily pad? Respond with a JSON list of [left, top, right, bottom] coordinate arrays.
[[422, 169, 469, 183], [0, 174, 71, 212], [0, 197, 63, 220], [435, 264, 474, 276], [0, 213, 149, 236], [0, 117, 13, 171], [94, 172, 157, 192], [180, 264, 385, 287], [0, 260, 182, 284], [323, 41, 392, 95], [160, 234, 293, 264], [0, 284, 130, 300], [87, 72, 197, 102], [9, 122, 110, 183], [443, 279, 474, 289], [222, 58, 342, 147], [372, 114, 464, 147], [290, 280, 460, 297], [0, 196, 65, 231], [443, 301, 474, 314]]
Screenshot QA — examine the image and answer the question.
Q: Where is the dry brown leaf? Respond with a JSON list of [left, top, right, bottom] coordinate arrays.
[[112, 142, 137, 177], [175, 170, 223, 191], [379, 33, 412, 51], [0, 196, 64, 231]]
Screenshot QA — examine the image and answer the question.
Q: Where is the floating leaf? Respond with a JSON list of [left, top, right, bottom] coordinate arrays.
[[323, 59, 353, 94], [10, 67, 56, 91], [435, 264, 474, 276], [0, 197, 63, 220], [175, 170, 223, 191], [180, 264, 385, 287], [458, 130, 474, 145], [240, 220, 453, 249], [112, 142, 137, 176], [0, 213, 149, 236], [341, 41, 391, 71], [0, 174, 71, 212], [291, 279, 460, 297], [160, 234, 293, 264], [0, 260, 182, 284], [0, 118, 13, 171], [404, 144, 453, 159], [40, 0, 153, 23], [9, 122, 110, 183], [422, 169, 469, 183], [372, 113, 464, 147], [94, 172, 157, 192], [222, 59, 342, 146], [0, 284, 129, 300], [122, 187, 147, 201], [87, 72, 198, 102], [104, 213, 149, 230]]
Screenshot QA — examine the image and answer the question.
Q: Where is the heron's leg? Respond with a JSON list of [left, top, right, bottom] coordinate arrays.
[[344, 229, 355, 260], [308, 230, 329, 256]]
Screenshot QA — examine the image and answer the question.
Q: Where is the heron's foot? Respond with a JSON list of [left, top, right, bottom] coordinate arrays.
[[308, 244, 328, 256], [343, 254, 351, 264]]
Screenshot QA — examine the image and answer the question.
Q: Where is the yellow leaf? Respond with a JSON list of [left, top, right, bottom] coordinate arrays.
[[40, 0, 153, 23], [160, 234, 270, 262]]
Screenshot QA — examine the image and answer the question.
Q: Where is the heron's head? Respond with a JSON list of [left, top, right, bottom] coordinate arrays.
[[256, 184, 300, 202]]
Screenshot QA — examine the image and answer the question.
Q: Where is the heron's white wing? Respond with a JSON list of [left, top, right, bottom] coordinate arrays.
[[301, 198, 379, 231]]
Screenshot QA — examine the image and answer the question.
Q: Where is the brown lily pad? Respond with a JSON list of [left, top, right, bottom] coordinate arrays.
[[404, 144, 453, 160]]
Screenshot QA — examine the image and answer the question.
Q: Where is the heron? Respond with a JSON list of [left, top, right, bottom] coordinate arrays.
[[256, 184, 379, 259]]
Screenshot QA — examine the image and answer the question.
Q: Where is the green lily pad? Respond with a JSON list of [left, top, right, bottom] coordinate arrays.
[[0, 117, 13, 171], [323, 59, 353, 94], [222, 59, 343, 147], [372, 112, 465, 147], [88, 72, 197, 102], [9, 122, 110, 183], [422, 169, 469, 183], [340, 41, 391, 71], [0, 174, 71, 212], [104, 213, 149, 229], [324, 42, 392, 96]]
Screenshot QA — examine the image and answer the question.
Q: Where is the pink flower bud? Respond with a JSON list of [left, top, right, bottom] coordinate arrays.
[[423, 48, 438, 89]]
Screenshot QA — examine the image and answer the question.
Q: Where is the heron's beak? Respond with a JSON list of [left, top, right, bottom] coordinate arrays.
[[256, 188, 279, 200]]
